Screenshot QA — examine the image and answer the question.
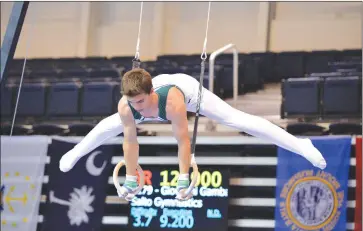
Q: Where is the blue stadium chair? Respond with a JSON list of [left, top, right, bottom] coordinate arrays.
[[81, 82, 116, 117], [155, 66, 184, 75], [1, 124, 31, 135], [322, 76, 361, 117], [241, 58, 262, 93], [55, 58, 89, 78], [286, 123, 326, 136], [329, 61, 362, 73], [110, 56, 135, 68], [31, 124, 67, 135], [144, 67, 160, 77], [88, 68, 120, 78], [27, 59, 57, 78], [27, 58, 55, 67], [247, 52, 276, 83], [182, 54, 204, 67], [157, 55, 188, 66], [113, 82, 122, 112], [16, 83, 46, 118], [5, 74, 41, 84], [7, 59, 31, 77], [55, 58, 84, 67], [328, 122, 362, 135], [218, 67, 234, 98], [141, 61, 173, 69], [68, 123, 95, 136], [281, 77, 321, 118], [309, 72, 342, 78], [47, 82, 80, 118], [82, 56, 110, 68], [187, 65, 224, 98], [305, 50, 338, 74], [215, 59, 233, 67], [28, 69, 58, 79], [275, 52, 306, 81], [59, 68, 89, 78], [1, 85, 13, 118], [339, 49, 362, 61], [187, 66, 211, 88]]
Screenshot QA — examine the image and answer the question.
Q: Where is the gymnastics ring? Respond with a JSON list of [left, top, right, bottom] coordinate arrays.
[[112, 160, 145, 201], [176, 154, 199, 200]]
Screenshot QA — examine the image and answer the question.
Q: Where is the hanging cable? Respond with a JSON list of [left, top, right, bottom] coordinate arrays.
[[132, 1, 144, 69], [10, 4, 35, 136], [191, 1, 211, 157], [177, 2, 212, 201]]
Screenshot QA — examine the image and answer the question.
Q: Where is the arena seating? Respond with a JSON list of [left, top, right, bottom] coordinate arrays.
[[274, 51, 306, 80], [281, 50, 362, 120], [47, 82, 80, 118], [16, 83, 47, 118], [1, 49, 361, 136], [304, 50, 340, 74], [286, 123, 327, 136], [328, 122, 362, 135], [80, 81, 118, 118], [0, 84, 12, 117], [322, 76, 361, 118], [281, 77, 322, 118], [281, 75, 362, 120], [1, 124, 31, 135]]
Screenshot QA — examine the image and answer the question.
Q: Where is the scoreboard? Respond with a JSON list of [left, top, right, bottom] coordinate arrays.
[[128, 166, 229, 231]]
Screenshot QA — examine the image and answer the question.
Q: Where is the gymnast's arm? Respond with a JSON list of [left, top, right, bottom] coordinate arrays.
[[118, 98, 140, 176], [167, 87, 191, 175]]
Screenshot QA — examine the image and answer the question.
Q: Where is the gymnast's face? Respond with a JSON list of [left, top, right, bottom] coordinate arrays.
[[127, 92, 153, 113]]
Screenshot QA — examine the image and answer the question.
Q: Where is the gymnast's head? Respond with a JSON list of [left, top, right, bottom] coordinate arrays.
[[121, 68, 154, 112]]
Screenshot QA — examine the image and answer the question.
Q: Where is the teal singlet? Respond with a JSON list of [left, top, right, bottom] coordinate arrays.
[[127, 85, 184, 122]]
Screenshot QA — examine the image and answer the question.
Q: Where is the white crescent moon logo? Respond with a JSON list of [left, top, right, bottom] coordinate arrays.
[[86, 151, 107, 176]]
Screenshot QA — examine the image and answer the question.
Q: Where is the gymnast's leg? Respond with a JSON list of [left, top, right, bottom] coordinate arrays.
[[59, 113, 123, 172], [199, 88, 326, 169]]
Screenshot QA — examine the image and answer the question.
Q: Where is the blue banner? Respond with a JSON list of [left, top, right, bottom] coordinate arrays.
[[42, 139, 114, 231], [275, 136, 351, 231]]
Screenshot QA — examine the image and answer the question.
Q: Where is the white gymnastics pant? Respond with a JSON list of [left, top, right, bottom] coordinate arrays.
[[70, 87, 305, 159]]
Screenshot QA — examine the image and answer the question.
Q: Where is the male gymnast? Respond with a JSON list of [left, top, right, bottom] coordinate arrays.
[[59, 68, 327, 200]]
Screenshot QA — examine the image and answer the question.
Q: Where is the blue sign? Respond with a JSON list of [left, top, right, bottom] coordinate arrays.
[[275, 136, 351, 231], [42, 139, 113, 231]]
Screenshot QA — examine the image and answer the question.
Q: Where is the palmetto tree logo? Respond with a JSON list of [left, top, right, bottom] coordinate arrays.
[[49, 186, 95, 226]]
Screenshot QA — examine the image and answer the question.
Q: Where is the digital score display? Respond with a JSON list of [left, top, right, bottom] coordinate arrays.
[[128, 166, 229, 231]]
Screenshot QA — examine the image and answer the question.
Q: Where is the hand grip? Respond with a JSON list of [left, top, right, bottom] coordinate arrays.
[[112, 160, 145, 200], [177, 154, 199, 200]]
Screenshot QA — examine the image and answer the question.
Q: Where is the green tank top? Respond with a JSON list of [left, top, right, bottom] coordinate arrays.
[[127, 85, 184, 122]]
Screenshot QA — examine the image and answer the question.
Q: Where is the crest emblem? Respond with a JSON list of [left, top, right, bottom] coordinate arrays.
[[288, 178, 335, 228], [279, 170, 344, 230]]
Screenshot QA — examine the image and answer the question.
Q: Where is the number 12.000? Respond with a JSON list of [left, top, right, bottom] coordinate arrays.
[[160, 214, 194, 229], [160, 170, 222, 188]]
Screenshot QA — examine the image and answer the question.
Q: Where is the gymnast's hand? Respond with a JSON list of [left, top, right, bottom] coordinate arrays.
[[175, 174, 193, 201], [117, 179, 140, 201]]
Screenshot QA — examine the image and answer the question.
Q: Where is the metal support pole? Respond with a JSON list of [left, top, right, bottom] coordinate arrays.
[[0, 2, 29, 84], [209, 43, 239, 108]]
